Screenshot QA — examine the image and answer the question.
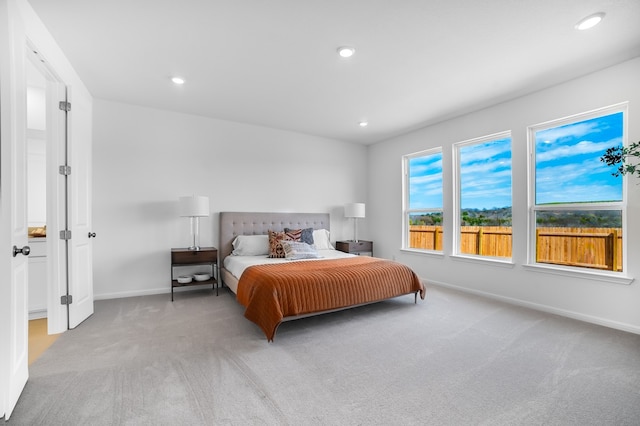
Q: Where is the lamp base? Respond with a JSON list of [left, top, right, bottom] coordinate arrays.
[[352, 217, 359, 243], [187, 217, 201, 251]]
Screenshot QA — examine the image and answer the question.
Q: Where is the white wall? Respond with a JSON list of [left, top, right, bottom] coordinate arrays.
[[27, 82, 47, 227], [92, 99, 368, 299], [369, 57, 640, 334], [27, 136, 46, 227]]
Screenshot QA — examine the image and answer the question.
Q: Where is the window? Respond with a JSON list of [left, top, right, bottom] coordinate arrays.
[[454, 133, 512, 259], [529, 105, 626, 272], [403, 149, 443, 251]]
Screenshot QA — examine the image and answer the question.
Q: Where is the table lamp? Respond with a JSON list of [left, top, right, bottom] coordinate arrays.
[[344, 202, 365, 242], [179, 195, 210, 251]]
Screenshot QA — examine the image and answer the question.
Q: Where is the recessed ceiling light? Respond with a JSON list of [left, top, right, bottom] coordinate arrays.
[[171, 77, 185, 85], [337, 46, 355, 58], [359, 121, 368, 127], [575, 12, 605, 30]]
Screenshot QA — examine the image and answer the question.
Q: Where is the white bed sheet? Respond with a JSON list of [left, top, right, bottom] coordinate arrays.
[[223, 248, 355, 280]]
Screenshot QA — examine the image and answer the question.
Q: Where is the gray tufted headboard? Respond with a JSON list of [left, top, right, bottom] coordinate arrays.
[[219, 212, 330, 260]]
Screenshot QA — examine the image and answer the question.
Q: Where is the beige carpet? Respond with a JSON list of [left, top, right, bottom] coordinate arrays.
[[8, 285, 640, 425]]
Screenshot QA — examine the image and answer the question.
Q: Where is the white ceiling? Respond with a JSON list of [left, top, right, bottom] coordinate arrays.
[[27, 0, 640, 145]]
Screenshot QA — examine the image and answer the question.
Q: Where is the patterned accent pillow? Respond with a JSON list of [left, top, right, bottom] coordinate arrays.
[[284, 227, 314, 245], [281, 241, 321, 260], [268, 230, 299, 258]]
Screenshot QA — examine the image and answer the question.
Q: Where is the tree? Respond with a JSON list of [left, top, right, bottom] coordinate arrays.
[[601, 141, 640, 178]]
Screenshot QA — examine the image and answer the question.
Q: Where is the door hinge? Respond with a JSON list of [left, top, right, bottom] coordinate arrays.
[[60, 230, 72, 240], [59, 165, 72, 176], [59, 101, 71, 112], [60, 295, 73, 305]]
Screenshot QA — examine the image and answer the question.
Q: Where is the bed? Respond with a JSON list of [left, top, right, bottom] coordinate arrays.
[[219, 212, 425, 341]]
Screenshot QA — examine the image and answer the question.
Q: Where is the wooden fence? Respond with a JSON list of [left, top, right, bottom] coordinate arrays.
[[409, 226, 623, 271]]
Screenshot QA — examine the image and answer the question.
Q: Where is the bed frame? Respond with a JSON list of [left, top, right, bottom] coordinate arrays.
[[219, 211, 423, 340], [218, 211, 330, 293]]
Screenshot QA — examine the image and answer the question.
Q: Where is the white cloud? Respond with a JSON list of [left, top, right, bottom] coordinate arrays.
[[537, 137, 621, 163], [536, 158, 622, 204], [459, 140, 511, 165], [460, 160, 512, 176], [536, 121, 599, 143]]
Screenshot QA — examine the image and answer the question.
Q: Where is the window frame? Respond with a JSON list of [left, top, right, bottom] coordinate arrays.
[[526, 103, 629, 279], [402, 147, 443, 253], [453, 131, 513, 261]]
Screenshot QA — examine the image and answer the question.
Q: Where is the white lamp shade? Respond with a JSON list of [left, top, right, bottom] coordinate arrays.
[[179, 195, 210, 217], [344, 203, 365, 218]]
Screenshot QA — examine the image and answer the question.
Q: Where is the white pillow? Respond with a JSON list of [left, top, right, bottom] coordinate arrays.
[[281, 241, 321, 260], [231, 234, 270, 256], [312, 229, 334, 250]]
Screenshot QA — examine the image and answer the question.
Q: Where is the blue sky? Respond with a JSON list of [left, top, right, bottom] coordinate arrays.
[[408, 138, 513, 210], [535, 112, 623, 204], [409, 111, 623, 210], [459, 138, 512, 209], [409, 152, 443, 209]]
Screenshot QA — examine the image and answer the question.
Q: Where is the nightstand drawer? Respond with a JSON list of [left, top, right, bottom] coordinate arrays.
[[335, 240, 373, 256], [171, 247, 217, 264]]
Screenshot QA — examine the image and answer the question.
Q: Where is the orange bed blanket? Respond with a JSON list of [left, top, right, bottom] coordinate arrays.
[[236, 256, 425, 341]]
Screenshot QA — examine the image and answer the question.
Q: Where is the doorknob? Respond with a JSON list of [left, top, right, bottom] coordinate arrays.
[[88, 232, 96, 238], [13, 245, 31, 257]]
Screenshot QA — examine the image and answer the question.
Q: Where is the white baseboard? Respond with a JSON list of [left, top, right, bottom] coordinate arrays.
[[428, 279, 640, 335], [94, 283, 214, 301], [29, 309, 47, 320]]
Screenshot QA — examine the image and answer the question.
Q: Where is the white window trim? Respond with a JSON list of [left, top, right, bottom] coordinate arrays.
[[523, 263, 634, 285], [526, 102, 629, 279], [453, 130, 512, 259], [400, 248, 445, 258], [450, 253, 515, 268], [402, 147, 443, 252]]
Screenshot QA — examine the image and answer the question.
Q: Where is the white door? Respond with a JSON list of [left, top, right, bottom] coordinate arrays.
[[35, 61, 94, 331], [64, 86, 94, 328], [0, 1, 30, 418]]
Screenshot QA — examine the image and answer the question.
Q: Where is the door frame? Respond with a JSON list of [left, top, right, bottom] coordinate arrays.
[[26, 41, 68, 334]]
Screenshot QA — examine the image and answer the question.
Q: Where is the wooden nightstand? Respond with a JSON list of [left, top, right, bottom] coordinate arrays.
[[171, 247, 218, 301], [335, 240, 373, 256]]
